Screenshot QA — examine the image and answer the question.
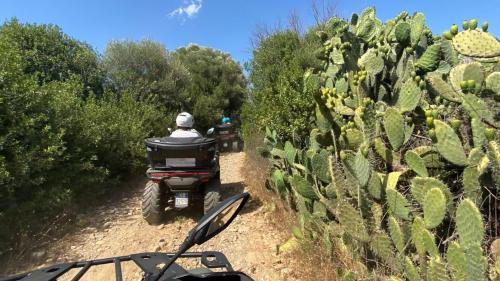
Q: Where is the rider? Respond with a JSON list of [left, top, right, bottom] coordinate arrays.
[[221, 116, 231, 125], [170, 112, 202, 138]]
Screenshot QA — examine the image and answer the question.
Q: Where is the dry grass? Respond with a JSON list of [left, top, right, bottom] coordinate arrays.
[[242, 133, 340, 281]]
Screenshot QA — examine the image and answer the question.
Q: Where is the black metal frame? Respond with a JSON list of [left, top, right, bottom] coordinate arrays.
[[0, 251, 232, 281]]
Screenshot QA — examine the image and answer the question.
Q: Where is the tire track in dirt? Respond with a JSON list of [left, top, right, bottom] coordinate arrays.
[[4, 152, 294, 281]]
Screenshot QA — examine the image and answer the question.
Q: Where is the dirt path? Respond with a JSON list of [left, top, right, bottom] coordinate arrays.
[[5, 152, 293, 280]]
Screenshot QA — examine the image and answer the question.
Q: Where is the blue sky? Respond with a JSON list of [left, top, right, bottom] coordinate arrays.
[[1, 0, 498, 66]]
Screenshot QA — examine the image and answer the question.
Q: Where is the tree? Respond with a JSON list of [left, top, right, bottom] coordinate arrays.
[[173, 44, 247, 130], [101, 40, 189, 113], [0, 19, 104, 97], [0, 21, 167, 251], [242, 29, 321, 142]]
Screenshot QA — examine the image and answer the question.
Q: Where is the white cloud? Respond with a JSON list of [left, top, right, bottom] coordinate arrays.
[[169, 0, 203, 19]]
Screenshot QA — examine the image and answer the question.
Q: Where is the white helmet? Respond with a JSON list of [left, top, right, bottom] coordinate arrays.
[[176, 112, 194, 128]]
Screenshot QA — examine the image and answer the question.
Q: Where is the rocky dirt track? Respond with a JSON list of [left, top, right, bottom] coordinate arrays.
[[4, 152, 297, 281]]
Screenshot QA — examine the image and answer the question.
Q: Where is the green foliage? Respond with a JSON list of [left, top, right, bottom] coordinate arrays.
[[456, 199, 483, 248], [370, 231, 396, 267], [416, 44, 441, 73], [433, 120, 468, 166], [291, 174, 318, 200], [173, 45, 247, 130], [0, 19, 103, 96], [242, 29, 323, 141], [397, 79, 422, 112], [395, 22, 411, 46], [312, 149, 330, 183], [405, 150, 428, 177], [0, 19, 246, 254], [386, 187, 411, 220], [423, 188, 447, 229], [452, 29, 500, 58], [338, 202, 369, 242], [388, 215, 405, 253], [429, 256, 451, 281], [447, 242, 467, 281], [384, 108, 405, 151], [102, 40, 187, 112], [253, 7, 500, 280]]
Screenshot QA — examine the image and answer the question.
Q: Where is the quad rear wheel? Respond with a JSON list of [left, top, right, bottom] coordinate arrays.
[[204, 177, 221, 214], [142, 180, 165, 225]]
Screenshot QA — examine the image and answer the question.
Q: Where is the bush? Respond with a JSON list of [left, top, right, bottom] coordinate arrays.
[[0, 20, 168, 251]]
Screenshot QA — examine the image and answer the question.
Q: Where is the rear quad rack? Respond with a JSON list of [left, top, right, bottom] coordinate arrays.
[[0, 251, 232, 281]]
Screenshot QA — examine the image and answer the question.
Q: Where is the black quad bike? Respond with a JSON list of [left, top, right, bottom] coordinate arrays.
[[142, 135, 221, 225], [214, 124, 243, 153], [0, 192, 254, 281]]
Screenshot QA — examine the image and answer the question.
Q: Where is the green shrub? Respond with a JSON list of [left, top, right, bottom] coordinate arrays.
[[0, 20, 167, 251]]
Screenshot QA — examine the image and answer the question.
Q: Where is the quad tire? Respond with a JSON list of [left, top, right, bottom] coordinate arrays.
[[142, 180, 165, 225], [204, 177, 221, 214]]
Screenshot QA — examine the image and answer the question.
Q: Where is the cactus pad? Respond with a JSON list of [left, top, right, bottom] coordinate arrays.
[[358, 49, 384, 76], [384, 108, 405, 150], [463, 167, 482, 205], [471, 117, 486, 148], [388, 215, 405, 253], [338, 201, 369, 242], [456, 199, 484, 248], [353, 149, 371, 187], [312, 149, 331, 183], [284, 141, 297, 165], [441, 39, 459, 66], [415, 44, 441, 73], [291, 174, 318, 200], [411, 217, 426, 255], [410, 177, 450, 206], [462, 94, 494, 122], [385, 171, 402, 190], [427, 73, 462, 103], [386, 186, 411, 220], [464, 243, 488, 281], [423, 187, 447, 229], [450, 62, 485, 94], [396, 79, 422, 112], [270, 169, 288, 198], [270, 147, 286, 159], [452, 29, 500, 58], [335, 78, 349, 93], [403, 256, 419, 281], [447, 241, 467, 281], [429, 256, 451, 281], [422, 228, 439, 256], [367, 173, 383, 200], [434, 120, 468, 166], [374, 137, 401, 167], [485, 71, 500, 94], [344, 128, 364, 150], [370, 231, 396, 266], [410, 13, 425, 45], [395, 22, 411, 46], [405, 150, 428, 177], [313, 200, 328, 218], [354, 8, 381, 42]]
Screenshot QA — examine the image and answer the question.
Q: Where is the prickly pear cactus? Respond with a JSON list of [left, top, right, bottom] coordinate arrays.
[[260, 9, 499, 280]]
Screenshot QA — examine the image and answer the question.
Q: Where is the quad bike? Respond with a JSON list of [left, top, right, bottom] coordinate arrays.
[[0, 192, 254, 281], [214, 123, 243, 152], [142, 133, 221, 225]]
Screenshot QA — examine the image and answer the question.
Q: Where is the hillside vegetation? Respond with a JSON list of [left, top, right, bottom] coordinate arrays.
[[244, 8, 500, 281], [0, 19, 246, 252]]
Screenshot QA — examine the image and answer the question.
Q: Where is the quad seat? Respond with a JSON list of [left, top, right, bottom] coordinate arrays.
[[145, 137, 217, 170]]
